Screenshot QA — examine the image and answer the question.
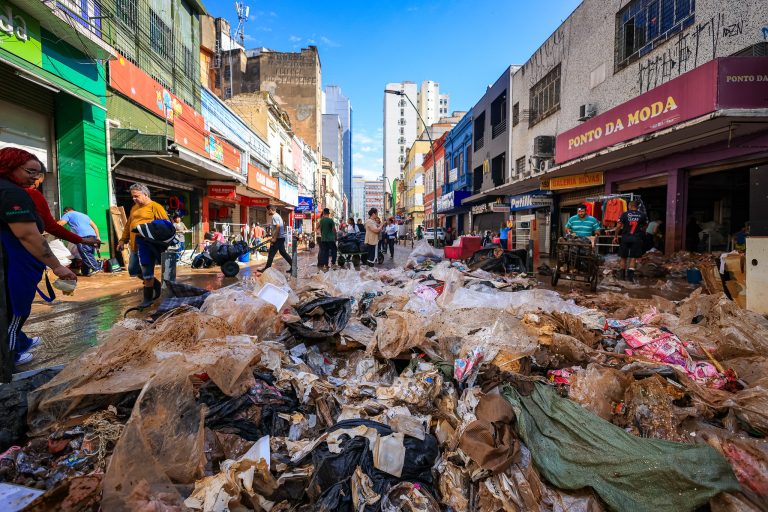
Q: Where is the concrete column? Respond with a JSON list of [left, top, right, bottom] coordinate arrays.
[[665, 169, 687, 254]]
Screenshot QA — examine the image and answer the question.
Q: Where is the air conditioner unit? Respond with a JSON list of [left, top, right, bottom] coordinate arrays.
[[578, 103, 597, 121], [533, 136, 555, 157]]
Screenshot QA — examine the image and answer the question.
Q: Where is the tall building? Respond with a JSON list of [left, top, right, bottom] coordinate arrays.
[[324, 86, 352, 215], [364, 178, 385, 215], [213, 45, 323, 151], [418, 81, 450, 128], [352, 176, 366, 220], [383, 81, 418, 188], [322, 114, 343, 173]]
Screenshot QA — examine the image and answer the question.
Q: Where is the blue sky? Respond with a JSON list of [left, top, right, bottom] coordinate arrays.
[[207, 1, 582, 179]]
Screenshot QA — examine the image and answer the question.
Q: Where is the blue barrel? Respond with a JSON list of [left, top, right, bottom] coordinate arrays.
[[687, 268, 702, 284], [238, 251, 251, 263]]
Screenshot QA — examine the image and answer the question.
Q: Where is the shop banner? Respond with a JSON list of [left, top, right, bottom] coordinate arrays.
[[295, 196, 313, 213], [0, 1, 42, 66], [508, 191, 553, 212], [208, 184, 236, 201], [717, 57, 768, 110], [240, 196, 269, 207], [541, 172, 604, 191], [279, 178, 298, 207], [437, 190, 471, 213], [247, 164, 279, 198], [110, 56, 184, 122], [448, 168, 458, 183], [294, 213, 305, 220], [555, 60, 718, 164], [491, 204, 511, 213]]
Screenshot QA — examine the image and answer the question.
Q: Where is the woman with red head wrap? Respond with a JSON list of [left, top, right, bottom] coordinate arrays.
[[0, 147, 77, 368]]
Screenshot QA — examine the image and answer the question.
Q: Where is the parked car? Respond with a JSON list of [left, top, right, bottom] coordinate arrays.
[[423, 228, 446, 244]]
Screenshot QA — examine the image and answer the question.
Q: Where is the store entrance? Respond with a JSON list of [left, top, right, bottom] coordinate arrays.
[[686, 166, 751, 252]]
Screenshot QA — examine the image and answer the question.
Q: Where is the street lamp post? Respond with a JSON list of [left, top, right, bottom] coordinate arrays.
[[385, 89, 439, 248]]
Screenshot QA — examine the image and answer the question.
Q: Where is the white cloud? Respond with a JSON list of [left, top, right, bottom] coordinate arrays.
[[288, 35, 301, 42], [353, 132, 374, 145], [319, 36, 341, 48], [307, 38, 317, 44]]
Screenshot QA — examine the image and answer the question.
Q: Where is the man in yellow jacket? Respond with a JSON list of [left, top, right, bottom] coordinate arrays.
[[118, 183, 169, 307]]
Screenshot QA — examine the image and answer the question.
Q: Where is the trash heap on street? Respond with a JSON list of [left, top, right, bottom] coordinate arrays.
[[0, 241, 766, 511]]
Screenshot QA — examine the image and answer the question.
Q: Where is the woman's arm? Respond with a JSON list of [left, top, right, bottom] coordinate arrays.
[[8, 222, 77, 279]]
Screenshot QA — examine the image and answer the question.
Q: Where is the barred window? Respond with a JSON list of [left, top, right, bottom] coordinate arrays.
[[529, 64, 560, 127], [116, 0, 137, 30], [149, 10, 173, 60], [615, 0, 695, 71], [183, 47, 195, 79]]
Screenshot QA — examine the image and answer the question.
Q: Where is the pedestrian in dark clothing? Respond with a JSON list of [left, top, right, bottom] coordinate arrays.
[[317, 208, 336, 270], [614, 201, 648, 281], [260, 204, 293, 273], [356, 218, 365, 234]]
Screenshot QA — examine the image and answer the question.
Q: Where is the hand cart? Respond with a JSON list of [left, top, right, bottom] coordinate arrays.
[[336, 233, 384, 268], [551, 238, 600, 292]]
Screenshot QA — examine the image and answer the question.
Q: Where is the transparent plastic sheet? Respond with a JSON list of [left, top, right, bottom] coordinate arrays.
[[317, 268, 389, 298], [102, 358, 206, 511], [255, 267, 299, 307], [440, 287, 587, 315], [403, 295, 441, 317], [406, 239, 443, 268], [200, 289, 280, 341], [27, 311, 235, 432], [569, 364, 633, 421], [372, 310, 429, 359]]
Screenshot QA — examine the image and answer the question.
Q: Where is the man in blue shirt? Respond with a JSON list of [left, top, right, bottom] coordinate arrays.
[[58, 207, 101, 276], [565, 205, 601, 238]]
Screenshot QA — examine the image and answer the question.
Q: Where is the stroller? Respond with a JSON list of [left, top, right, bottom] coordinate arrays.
[[336, 232, 384, 268], [208, 240, 250, 277]]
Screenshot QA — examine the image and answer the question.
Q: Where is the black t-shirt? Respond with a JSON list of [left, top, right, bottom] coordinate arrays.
[[0, 179, 43, 233], [619, 210, 647, 237]]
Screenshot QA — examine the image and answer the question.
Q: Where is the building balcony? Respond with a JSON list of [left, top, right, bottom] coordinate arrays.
[[491, 119, 507, 139], [15, 0, 118, 59]]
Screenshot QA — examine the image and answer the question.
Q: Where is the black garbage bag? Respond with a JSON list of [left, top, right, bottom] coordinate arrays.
[[308, 419, 439, 512], [151, 282, 211, 319], [338, 233, 364, 254], [0, 368, 61, 450], [468, 248, 528, 273], [287, 297, 352, 339], [209, 241, 249, 265], [199, 371, 299, 441]]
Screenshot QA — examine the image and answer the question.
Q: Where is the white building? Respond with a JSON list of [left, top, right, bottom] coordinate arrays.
[[383, 81, 418, 187], [418, 80, 450, 128], [352, 176, 366, 221]]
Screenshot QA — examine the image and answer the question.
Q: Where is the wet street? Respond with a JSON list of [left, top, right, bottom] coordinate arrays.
[[23, 242, 415, 370]]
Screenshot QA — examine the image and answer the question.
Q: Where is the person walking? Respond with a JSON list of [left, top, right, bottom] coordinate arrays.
[[117, 183, 170, 308], [565, 205, 602, 238], [260, 204, 293, 273], [384, 217, 398, 258], [0, 148, 78, 367], [364, 208, 382, 265], [317, 208, 336, 270], [416, 225, 423, 240], [58, 207, 102, 276], [614, 201, 648, 282], [171, 215, 189, 253]]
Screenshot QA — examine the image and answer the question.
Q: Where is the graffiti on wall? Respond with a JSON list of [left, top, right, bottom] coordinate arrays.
[[636, 10, 750, 93]]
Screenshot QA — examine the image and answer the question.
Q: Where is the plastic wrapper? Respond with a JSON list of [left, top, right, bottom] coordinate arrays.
[[405, 240, 443, 268], [102, 359, 206, 510], [201, 289, 280, 341], [287, 296, 352, 338], [569, 364, 633, 421], [373, 310, 429, 359], [440, 287, 587, 315]]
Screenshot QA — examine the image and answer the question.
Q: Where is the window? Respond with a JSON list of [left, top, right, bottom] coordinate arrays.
[[398, 137, 406, 144], [615, 0, 695, 71], [515, 156, 526, 177], [183, 47, 195, 79], [491, 90, 507, 139], [149, 10, 172, 60], [512, 102, 519, 127], [224, 65, 231, 77], [529, 64, 561, 127], [473, 111, 486, 151], [491, 153, 505, 187], [116, 0, 137, 29], [399, 127, 404, 135], [214, 73, 221, 89], [224, 87, 232, 98], [400, 109, 404, 116]]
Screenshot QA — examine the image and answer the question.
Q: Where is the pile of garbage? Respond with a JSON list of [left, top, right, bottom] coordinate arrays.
[[602, 250, 716, 279], [1, 244, 766, 511]]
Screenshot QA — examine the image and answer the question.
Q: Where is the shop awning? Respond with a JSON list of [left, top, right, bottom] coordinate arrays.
[[461, 177, 540, 206], [174, 147, 246, 184]]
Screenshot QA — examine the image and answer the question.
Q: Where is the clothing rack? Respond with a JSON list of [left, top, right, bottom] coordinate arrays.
[[582, 193, 644, 254]]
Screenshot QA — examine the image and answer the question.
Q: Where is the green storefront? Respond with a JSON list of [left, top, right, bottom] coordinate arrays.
[[0, 0, 112, 246]]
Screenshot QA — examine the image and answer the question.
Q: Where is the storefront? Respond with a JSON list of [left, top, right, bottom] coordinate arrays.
[[436, 190, 471, 235], [541, 172, 604, 245], [470, 201, 509, 235], [552, 57, 768, 253], [508, 191, 553, 254]]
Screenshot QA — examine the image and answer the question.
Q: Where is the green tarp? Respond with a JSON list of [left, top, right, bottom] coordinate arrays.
[[502, 383, 739, 512]]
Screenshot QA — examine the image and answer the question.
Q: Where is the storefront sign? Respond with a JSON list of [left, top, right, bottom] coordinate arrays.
[[491, 204, 511, 213], [294, 213, 305, 220], [110, 56, 184, 121], [248, 164, 279, 198], [717, 57, 768, 110], [541, 172, 604, 191], [437, 190, 471, 213], [556, 60, 719, 164], [279, 178, 298, 207], [208, 184, 236, 201], [508, 191, 553, 212], [448, 168, 458, 183], [240, 196, 269, 207], [0, 2, 42, 66], [471, 202, 500, 215], [295, 196, 313, 213]]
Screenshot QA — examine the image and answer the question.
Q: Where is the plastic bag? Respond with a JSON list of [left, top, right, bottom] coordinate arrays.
[[373, 310, 428, 359], [406, 240, 443, 268], [287, 297, 352, 338], [201, 288, 279, 340], [569, 364, 633, 421], [102, 358, 206, 510]]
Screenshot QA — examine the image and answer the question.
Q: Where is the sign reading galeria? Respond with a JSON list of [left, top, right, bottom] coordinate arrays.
[[541, 172, 603, 191], [555, 60, 718, 164]]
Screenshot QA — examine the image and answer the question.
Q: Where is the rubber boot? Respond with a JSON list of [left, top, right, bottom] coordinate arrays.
[[138, 286, 154, 309], [627, 269, 635, 282], [152, 278, 162, 300], [618, 269, 626, 281]]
